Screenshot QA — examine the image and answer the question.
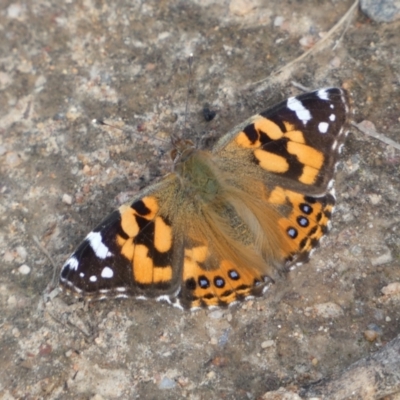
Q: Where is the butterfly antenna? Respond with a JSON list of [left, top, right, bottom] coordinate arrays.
[[94, 119, 169, 146]]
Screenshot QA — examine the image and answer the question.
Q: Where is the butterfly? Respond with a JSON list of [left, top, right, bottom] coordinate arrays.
[[60, 88, 350, 309]]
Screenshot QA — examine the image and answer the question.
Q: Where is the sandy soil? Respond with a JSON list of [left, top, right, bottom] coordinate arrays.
[[0, 1, 399, 399]]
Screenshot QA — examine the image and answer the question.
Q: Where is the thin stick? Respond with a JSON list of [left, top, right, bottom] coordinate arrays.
[[290, 81, 312, 92], [94, 119, 170, 146], [32, 235, 58, 287], [250, 0, 359, 89], [351, 121, 400, 151], [332, 0, 355, 50]]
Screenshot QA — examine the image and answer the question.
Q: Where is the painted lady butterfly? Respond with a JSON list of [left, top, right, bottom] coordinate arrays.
[[60, 88, 350, 309]]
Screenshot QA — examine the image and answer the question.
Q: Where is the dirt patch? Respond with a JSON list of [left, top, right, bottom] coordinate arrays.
[[0, 1, 399, 399]]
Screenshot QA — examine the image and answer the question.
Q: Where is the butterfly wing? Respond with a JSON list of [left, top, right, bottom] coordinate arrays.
[[213, 87, 350, 265], [60, 177, 185, 302]]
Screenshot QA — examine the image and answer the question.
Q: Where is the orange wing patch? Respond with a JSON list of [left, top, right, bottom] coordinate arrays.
[[267, 187, 334, 263], [117, 196, 174, 286], [180, 244, 268, 308], [233, 116, 328, 186]]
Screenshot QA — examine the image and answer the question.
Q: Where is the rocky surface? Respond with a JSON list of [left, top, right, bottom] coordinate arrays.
[[1, 1, 399, 399]]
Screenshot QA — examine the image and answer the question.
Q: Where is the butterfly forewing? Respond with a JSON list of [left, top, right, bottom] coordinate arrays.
[[61, 179, 184, 301]]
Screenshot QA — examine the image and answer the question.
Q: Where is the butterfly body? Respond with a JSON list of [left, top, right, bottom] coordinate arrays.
[[60, 88, 350, 309]]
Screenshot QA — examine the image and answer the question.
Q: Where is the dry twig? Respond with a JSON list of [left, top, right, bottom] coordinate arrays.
[[251, 0, 359, 91]]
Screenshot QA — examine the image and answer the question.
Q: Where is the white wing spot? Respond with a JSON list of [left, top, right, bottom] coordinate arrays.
[[157, 295, 173, 304], [287, 97, 311, 124], [317, 88, 329, 100], [330, 104, 334, 109], [79, 272, 85, 278], [318, 122, 329, 134], [64, 256, 79, 271], [329, 113, 336, 121], [87, 231, 111, 259], [101, 266, 114, 278], [89, 275, 97, 282]]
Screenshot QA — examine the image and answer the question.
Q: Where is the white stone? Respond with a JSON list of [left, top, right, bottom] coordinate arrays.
[[18, 264, 31, 275], [313, 302, 344, 318], [261, 340, 275, 349], [62, 194, 73, 205], [381, 282, 400, 296]]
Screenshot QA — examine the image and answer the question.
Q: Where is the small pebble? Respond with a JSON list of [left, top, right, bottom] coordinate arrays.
[[211, 356, 228, 367], [367, 323, 383, 336], [299, 35, 315, 48], [62, 193, 73, 205], [381, 282, 400, 296], [261, 388, 302, 399], [12, 327, 20, 337], [360, 0, 400, 22], [4, 251, 15, 263], [5, 152, 22, 167], [158, 376, 176, 389], [229, 0, 258, 16], [206, 371, 216, 380], [7, 295, 17, 306], [261, 340, 275, 349], [368, 194, 382, 205], [7, 4, 23, 19], [311, 358, 318, 366], [209, 310, 223, 319], [39, 343, 52, 356], [364, 330, 379, 342], [313, 302, 344, 319], [370, 248, 393, 266], [20, 358, 35, 370], [274, 16, 284, 26], [16, 246, 27, 260], [66, 107, 81, 121], [18, 264, 31, 275]]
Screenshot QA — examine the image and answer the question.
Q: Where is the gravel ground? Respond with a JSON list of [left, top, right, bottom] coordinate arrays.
[[1, 1, 399, 399]]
